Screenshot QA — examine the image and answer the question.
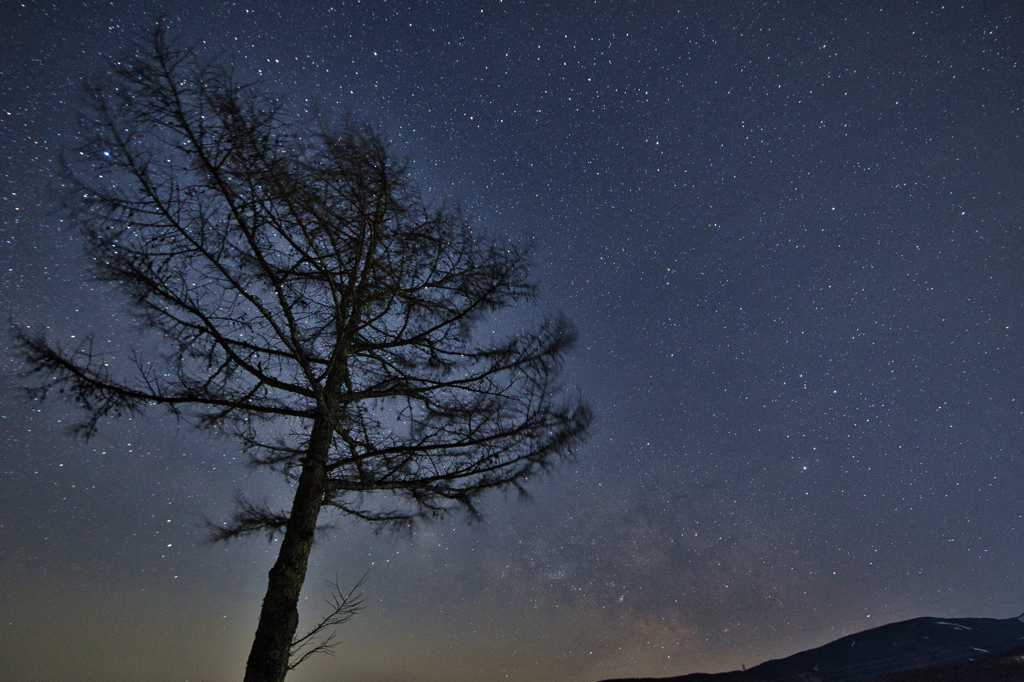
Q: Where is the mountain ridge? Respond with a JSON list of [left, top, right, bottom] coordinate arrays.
[[601, 613, 1024, 682]]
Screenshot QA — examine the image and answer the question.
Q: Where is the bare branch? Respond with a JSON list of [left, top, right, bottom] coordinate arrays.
[[288, 572, 368, 670]]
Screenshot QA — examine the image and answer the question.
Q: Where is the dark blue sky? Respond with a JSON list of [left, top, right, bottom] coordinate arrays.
[[2, 2, 1023, 682]]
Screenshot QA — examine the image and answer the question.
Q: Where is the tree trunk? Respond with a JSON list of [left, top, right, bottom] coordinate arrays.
[[242, 418, 332, 682]]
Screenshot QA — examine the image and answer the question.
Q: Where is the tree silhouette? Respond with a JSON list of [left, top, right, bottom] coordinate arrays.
[[14, 27, 591, 682]]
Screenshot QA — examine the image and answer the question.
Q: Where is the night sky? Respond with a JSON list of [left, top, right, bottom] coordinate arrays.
[[2, 2, 1023, 682]]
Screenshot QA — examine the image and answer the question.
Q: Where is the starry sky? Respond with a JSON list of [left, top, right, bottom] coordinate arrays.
[[2, 2, 1023, 682]]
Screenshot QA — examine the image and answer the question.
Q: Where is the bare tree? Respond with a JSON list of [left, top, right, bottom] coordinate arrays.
[[14, 26, 591, 682]]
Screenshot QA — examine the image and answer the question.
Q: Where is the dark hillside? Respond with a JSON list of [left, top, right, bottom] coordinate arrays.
[[602, 614, 1024, 682], [869, 643, 1024, 682]]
